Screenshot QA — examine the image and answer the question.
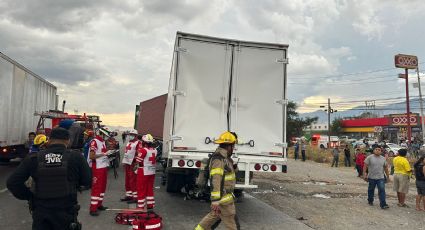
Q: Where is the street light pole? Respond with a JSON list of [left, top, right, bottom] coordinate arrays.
[[405, 68, 412, 145], [417, 67, 425, 141]]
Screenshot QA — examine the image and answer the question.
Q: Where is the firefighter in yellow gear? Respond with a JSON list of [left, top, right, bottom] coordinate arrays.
[[195, 131, 240, 230]]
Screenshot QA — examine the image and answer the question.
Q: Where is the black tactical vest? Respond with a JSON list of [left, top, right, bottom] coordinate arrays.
[[34, 150, 77, 199]]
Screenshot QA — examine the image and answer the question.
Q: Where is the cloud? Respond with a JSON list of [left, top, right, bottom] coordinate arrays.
[[1, 0, 424, 127]]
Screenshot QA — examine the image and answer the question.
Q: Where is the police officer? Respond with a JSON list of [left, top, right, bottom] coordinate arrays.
[[195, 131, 240, 230], [7, 127, 92, 230]]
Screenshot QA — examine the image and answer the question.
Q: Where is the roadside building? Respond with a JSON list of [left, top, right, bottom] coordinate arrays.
[[341, 113, 423, 143]]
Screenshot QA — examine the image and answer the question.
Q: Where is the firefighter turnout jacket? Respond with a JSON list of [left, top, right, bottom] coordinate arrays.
[[6, 144, 92, 209], [209, 147, 236, 204]]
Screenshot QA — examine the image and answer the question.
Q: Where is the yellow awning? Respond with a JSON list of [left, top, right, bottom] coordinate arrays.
[[342, 127, 374, 132]]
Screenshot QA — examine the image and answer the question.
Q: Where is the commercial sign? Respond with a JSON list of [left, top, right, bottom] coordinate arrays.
[[389, 113, 418, 126], [374, 126, 383, 133], [395, 54, 418, 69]]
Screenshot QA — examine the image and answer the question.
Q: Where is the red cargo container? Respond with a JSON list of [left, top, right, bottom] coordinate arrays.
[[136, 94, 167, 140]]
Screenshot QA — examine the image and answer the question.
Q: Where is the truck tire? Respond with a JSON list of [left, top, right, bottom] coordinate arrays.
[[234, 189, 244, 202], [166, 171, 185, 193], [0, 158, 10, 163]]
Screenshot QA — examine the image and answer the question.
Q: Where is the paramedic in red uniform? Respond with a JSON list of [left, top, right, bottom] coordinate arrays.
[[121, 129, 141, 202], [135, 134, 157, 211], [88, 130, 109, 216]]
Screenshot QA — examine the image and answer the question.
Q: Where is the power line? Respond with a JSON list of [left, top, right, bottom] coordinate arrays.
[[289, 62, 425, 79]]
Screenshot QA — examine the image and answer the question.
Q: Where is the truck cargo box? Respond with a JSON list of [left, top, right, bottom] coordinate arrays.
[[136, 94, 167, 139], [0, 52, 57, 160]]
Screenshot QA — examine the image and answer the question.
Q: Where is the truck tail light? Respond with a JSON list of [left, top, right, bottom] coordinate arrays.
[[195, 161, 201, 168], [271, 165, 277, 171], [254, 163, 261, 171], [269, 152, 282, 156], [178, 160, 185, 167], [2, 148, 7, 153]]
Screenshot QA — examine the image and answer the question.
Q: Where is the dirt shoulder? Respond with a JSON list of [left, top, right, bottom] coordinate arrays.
[[248, 159, 425, 230]]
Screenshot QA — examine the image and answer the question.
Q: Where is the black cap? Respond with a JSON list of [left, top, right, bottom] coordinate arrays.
[[398, 148, 407, 156], [50, 127, 70, 140]]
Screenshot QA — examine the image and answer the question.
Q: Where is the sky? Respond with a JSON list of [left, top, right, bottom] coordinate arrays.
[[1, 0, 424, 127]]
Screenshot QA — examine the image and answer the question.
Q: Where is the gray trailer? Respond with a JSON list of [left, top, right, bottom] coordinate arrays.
[[0, 52, 57, 161]]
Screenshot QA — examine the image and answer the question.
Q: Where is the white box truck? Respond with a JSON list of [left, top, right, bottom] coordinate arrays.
[[0, 52, 57, 161], [162, 32, 288, 192]]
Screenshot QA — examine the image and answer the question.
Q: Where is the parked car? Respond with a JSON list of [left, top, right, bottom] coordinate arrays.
[[385, 143, 403, 157], [352, 141, 366, 149]]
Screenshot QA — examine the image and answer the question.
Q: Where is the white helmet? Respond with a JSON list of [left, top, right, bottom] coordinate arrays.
[[142, 134, 154, 143], [129, 129, 138, 135]]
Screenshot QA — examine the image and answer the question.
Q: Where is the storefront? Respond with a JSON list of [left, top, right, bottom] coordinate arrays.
[[341, 113, 423, 143]]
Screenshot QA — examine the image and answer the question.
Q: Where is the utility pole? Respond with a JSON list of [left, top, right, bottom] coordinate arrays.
[[320, 98, 337, 148], [328, 98, 331, 146], [417, 67, 425, 141]]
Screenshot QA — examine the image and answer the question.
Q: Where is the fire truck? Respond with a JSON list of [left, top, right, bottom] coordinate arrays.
[[34, 110, 101, 135]]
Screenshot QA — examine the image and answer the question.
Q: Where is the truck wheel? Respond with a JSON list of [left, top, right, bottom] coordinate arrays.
[[166, 171, 184, 193], [234, 189, 244, 203], [0, 158, 10, 163]]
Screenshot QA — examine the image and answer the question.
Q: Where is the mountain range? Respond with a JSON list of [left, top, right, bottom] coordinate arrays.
[[299, 98, 425, 123]]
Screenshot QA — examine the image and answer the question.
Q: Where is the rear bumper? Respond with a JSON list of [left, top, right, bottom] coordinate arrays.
[[0, 145, 27, 160]]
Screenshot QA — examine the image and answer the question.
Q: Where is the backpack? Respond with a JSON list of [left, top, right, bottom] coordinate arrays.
[[115, 210, 162, 230]]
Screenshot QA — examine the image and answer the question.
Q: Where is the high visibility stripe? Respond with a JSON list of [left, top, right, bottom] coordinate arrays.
[[219, 193, 234, 204], [147, 201, 155, 204], [146, 196, 154, 199], [133, 225, 139, 229], [91, 196, 99, 200], [98, 198, 103, 201], [224, 173, 236, 181], [211, 191, 220, 199], [91, 201, 98, 205], [210, 168, 224, 176], [145, 223, 161, 229], [100, 193, 105, 196], [195, 224, 204, 230], [138, 199, 145, 202]]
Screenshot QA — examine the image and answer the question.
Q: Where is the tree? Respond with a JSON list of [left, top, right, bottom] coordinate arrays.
[[330, 118, 343, 136], [287, 101, 318, 141]]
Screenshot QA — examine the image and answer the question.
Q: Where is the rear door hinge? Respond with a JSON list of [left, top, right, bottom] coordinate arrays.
[[276, 58, 289, 64], [276, 99, 288, 105], [173, 91, 186, 96]]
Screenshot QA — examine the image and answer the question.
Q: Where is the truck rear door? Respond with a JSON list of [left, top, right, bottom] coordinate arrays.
[[171, 36, 231, 152], [230, 44, 287, 156]]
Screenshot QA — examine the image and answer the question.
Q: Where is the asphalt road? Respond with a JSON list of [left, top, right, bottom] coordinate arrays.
[[0, 160, 311, 230]]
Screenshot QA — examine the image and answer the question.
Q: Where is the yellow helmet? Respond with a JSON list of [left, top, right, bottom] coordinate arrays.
[[214, 131, 237, 144], [142, 134, 154, 143], [34, 134, 47, 145]]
